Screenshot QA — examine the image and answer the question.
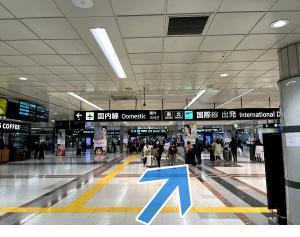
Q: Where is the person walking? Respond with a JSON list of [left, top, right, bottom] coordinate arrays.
[[154, 140, 164, 167], [185, 141, 196, 166], [214, 139, 223, 160], [230, 137, 238, 163], [194, 138, 203, 165], [168, 143, 178, 166]]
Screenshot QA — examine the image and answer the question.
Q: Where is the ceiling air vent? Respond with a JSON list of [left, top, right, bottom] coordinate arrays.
[[167, 16, 209, 35]]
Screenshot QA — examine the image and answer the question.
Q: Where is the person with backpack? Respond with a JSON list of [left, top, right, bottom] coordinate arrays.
[[168, 143, 178, 166]]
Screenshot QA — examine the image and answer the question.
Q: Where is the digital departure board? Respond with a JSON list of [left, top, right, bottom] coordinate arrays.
[[19, 101, 37, 121], [36, 105, 49, 122]]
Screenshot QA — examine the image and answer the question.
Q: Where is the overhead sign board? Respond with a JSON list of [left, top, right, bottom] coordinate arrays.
[[0, 120, 31, 133], [74, 108, 280, 122], [0, 98, 8, 116], [163, 108, 280, 121], [74, 110, 162, 122]]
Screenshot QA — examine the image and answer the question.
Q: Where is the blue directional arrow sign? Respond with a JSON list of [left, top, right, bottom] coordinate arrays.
[[136, 165, 192, 225]]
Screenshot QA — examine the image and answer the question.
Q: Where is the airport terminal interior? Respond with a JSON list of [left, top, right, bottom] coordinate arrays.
[[0, 0, 300, 226]]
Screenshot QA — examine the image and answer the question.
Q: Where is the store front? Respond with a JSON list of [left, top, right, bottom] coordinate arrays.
[[0, 120, 31, 163]]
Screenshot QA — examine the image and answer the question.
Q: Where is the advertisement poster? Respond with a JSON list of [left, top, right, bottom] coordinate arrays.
[[183, 124, 196, 146], [94, 124, 107, 162], [56, 129, 65, 156]]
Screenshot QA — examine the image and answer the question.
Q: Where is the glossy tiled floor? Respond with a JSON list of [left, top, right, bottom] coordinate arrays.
[[0, 149, 273, 225]]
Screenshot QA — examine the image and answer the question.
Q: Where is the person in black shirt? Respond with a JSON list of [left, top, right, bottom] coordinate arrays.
[[194, 138, 203, 165], [229, 137, 238, 163]]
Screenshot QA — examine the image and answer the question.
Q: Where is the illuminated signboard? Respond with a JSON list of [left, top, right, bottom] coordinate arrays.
[[74, 110, 162, 122], [19, 101, 36, 121], [36, 105, 49, 122]]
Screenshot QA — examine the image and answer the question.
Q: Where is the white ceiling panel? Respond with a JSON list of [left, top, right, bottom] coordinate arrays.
[[162, 52, 194, 63], [219, 0, 276, 12], [32, 74, 61, 81], [17, 66, 52, 75], [84, 74, 110, 81], [132, 64, 161, 73], [58, 74, 86, 81], [0, 67, 24, 74], [164, 37, 203, 52], [0, 4, 14, 18], [129, 53, 162, 64], [0, 20, 38, 40], [260, 69, 279, 77], [46, 66, 78, 74], [225, 50, 265, 62], [111, 0, 165, 15], [0, 0, 63, 18], [22, 18, 80, 39], [185, 71, 212, 79], [0, 55, 38, 66], [74, 66, 105, 74], [217, 62, 250, 71], [0, 61, 8, 66], [187, 62, 220, 72], [54, 0, 113, 17], [29, 55, 69, 66], [273, 34, 300, 49], [124, 38, 163, 53], [271, 0, 300, 11], [251, 12, 300, 34], [200, 35, 244, 51], [167, 0, 221, 13], [6, 40, 56, 55], [237, 34, 286, 50], [62, 55, 99, 66], [236, 70, 265, 77], [256, 49, 278, 61], [135, 73, 161, 80], [161, 72, 185, 80], [229, 77, 256, 84], [44, 40, 90, 54], [0, 42, 21, 55], [194, 51, 229, 63], [245, 61, 278, 71], [208, 12, 263, 35], [162, 64, 188, 73], [118, 16, 164, 38]]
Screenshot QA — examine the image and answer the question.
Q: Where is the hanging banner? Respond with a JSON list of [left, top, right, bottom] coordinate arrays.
[[183, 125, 196, 146], [94, 124, 107, 162], [56, 129, 65, 156]]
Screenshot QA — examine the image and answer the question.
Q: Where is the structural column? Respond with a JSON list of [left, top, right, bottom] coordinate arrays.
[[278, 42, 300, 224]]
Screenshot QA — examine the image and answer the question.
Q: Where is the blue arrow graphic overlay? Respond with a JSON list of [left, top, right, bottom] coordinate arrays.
[[136, 165, 192, 225]]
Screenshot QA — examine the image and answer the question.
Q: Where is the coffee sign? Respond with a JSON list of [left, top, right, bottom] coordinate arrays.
[[0, 121, 31, 133]]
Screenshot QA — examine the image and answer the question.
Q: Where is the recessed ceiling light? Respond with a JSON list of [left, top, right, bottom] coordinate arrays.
[[219, 73, 229, 77], [54, 112, 57, 115], [270, 19, 289, 29], [286, 80, 296, 87], [72, 0, 94, 8], [51, 120, 55, 123], [19, 77, 28, 81]]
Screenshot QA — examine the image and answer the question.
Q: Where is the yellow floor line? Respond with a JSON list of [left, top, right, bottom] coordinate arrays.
[[66, 154, 137, 209], [0, 206, 273, 213]]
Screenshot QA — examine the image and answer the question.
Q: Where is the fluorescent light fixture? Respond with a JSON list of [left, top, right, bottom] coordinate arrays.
[[270, 19, 289, 28], [90, 28, 127, 79], [169, 121, 174, 124], [19, 77, 28, 81], [67, 92, 103, 110], [184, 90, 206, 109], [217, 89, 255, 108], [220, 73, 229, 77]]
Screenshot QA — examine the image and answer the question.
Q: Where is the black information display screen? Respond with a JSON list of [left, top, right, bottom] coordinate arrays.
[[163, 108, 280, 121], [74, 110, 162, 122], [19, 101, 36, 121], [36, 105, 49, 122]]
